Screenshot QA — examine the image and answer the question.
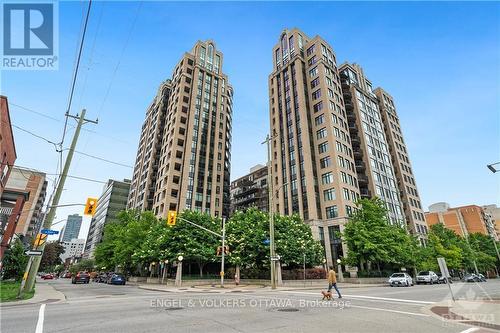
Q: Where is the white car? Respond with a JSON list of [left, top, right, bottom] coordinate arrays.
[[388, 272, 413, 287], [416, 271, 439, 284]]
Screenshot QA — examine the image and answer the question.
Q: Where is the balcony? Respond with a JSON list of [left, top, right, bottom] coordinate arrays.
[[355, 161, 366, 172], [358, 175, 369, 185], [344, 100, 354, 111]]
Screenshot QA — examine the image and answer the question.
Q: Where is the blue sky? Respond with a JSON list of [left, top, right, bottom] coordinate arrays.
[[2, 1, 499, 239]]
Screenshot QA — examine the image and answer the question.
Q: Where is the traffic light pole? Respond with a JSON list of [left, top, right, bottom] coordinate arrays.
[[20, 110, 97, 296], [262, 134, 276, 289]]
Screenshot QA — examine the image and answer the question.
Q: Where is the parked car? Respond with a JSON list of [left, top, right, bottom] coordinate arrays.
[[41, 273, 54, 280], [72, 271, 90, 284], [94, 273, 108, 283], [64, 272, 72, 278], [477, 273, 487, 282], [388, 272, 413, 287], [107, 274, 126, 285], [464, 273, 486, 282], [416, 271, 439, 284], [437, 273, 452, 284]]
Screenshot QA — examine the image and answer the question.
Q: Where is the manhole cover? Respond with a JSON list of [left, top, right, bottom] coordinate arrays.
[[276, 308, 299, 312], [165, 307, 184, 311]]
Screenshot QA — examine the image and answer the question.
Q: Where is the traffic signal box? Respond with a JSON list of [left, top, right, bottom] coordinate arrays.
[[167, 210, 177, 226], [84, 197, 98, 216]]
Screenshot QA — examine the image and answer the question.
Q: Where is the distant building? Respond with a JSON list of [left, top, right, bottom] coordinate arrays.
[[230, 164, 268, 215], [425, 202, 497, 239], [5, 167, 47, 241], [61, 214, 82, 242], [83, 179, 131, 258], [60, 238, 85, 262]]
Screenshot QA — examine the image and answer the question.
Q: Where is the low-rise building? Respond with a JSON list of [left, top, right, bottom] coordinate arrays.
[[425, 202, 497, 239], [60, 238, 85, 263], [230, 164, 268, 215]]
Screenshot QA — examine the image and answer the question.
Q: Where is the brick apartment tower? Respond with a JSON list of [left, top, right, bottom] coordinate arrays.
[[129, 41, 233, 219], [269, 29, 360, 266]]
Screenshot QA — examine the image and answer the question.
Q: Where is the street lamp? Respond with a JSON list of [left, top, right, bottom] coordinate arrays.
[[337, 258, 345, 282], [486, 162, 500, 173], [162, 260, 169, 284], [175, 256, 183, 287]]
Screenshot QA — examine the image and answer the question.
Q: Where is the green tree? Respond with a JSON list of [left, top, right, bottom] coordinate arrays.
[[40, 241, 64, 271], [1, 239, 28, 280], [468, 233, 498, 273]]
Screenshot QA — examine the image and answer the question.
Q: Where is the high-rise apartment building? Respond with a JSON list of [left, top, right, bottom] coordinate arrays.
[[339, 64, 406, 226], [84, 179, 131, 258], [129, 40, 233, 219], [374, 87, 427, 240], [230, 164, 268, 215], [61, 214, 82, 242], [128, 81, 171, 211], [269, 29, 359, 266], [5, 167, 47, 241]]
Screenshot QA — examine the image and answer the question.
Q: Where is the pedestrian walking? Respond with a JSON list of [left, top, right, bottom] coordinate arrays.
[[328, 266, 342, 298]]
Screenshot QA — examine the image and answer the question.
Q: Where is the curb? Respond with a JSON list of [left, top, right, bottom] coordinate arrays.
[[0, 282, 66, 307]]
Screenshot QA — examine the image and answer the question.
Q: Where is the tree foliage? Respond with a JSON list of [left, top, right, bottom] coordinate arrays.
[[40, 241, 64, 271], [1, 239, 28, 280]]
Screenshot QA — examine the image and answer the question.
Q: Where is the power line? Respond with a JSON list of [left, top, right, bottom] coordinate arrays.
[[70, 149, 133, 168], [60, 0, 93, 148], [9, 103, 63, 123], [11, 124, 59, 149]]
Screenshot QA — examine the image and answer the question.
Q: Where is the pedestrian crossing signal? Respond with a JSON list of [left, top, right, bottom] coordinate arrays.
[[216, 246, 229, 256], [167, 211, 177, 226], [84, 197, 98, 216]]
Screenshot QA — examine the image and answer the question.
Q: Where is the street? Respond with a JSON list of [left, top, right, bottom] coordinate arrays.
[[2, 279, 500, 333]]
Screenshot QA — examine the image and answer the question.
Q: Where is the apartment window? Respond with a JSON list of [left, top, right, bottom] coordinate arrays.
[[316, 128, 327, 139], [315, 114, 325, 126], [320, 156, 331, 168], [324, 188, 336, 201], [318, 142, 328, 154], [326, 205, 338, 218], [309, 67, 318, 77], [312, 89, 321, 100], [321, 172, 333, 185], [306, 44, 315, 56], [343, 188, 350, 200], [313, 101, 323, 113], [311, 77, 320, 88]]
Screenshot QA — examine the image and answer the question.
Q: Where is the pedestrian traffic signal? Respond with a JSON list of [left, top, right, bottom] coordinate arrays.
[[216, 246, 229, 256], [84, 197, 98, 216], [167, 210, 177, 226], [34, 233, 47, 247]]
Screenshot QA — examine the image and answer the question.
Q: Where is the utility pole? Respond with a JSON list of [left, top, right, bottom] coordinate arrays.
[[262, 134, 276, 289], [20, 110, 97, 295]]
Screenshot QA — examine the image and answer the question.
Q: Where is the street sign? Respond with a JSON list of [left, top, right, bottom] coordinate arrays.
[[437, 257, 455, 301], [40, 229, 59, 235], [25, 250, 43, 256], [263, 239, 270, 245], [270, 255, 281, 261]]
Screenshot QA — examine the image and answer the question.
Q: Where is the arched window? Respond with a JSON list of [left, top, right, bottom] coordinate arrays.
[[281, 34, 288, 58]]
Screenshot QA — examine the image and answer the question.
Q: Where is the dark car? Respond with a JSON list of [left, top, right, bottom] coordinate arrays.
[[107, 274, 126, 285], [463, 273, 484, 283], [72, 271, 90, 284], [95, 273, 108, 283]]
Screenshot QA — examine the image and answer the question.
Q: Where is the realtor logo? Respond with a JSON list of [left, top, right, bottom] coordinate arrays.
[[1, 2, 58, 70]]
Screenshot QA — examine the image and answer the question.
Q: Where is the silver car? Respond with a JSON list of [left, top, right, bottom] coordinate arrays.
[[416, 271, 439, 284], [388, 272, 413, 287]]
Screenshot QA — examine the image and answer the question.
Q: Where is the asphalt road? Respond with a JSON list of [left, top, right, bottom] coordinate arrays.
[[2, 279, 499, 333]]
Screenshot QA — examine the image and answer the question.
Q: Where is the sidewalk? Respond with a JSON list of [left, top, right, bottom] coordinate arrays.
[[0, 281, 65, 307], [138, 282, 386, 293], [426, 299, 500, 331]]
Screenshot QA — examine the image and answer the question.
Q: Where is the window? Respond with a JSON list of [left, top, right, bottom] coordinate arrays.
[[321, 172, 333, 185], [316, 128, 327, 139], [306, 44, 315, 56], [324, 188, 336, 201], [343, 188, 350, 200], [318, 142, 328, 153], [320, 156, 331, 168], [326, 205, 338, 218], [315, 114, 324, 126], [311, 77, 320, 88], [309, 67, 318, 77], [313, 101, 323, 113], [312, 89, 321, 100]]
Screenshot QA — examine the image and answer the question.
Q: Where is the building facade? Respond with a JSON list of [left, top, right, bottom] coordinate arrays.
[[269, 29, 359, 266], [128, 81, 171, 211], [230, 164, 268, 215], [426, 202, 497, 240], [60, 238, 85, 262], [129, 40, 233, 219], [374, 87, 427, 241], [61, 214, 82, 242], [0, 96, 17, 197], [483, 204, 500, 240], [5, 167, 47, 241], [84, 179, 131, 258]]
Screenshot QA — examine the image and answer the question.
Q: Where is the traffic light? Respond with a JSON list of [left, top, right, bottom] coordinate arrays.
[[167, 210, 177, 226], [34, 233, 47, 247], [216, 246, 229, 256], [84, 197, 98, 216]]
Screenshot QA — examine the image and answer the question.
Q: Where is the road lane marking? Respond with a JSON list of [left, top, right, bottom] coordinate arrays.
[[35, 304, 46, 333], [280, 291, 435, 305], [459, 328, 480, 333], [349, 304, 430, 317]]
